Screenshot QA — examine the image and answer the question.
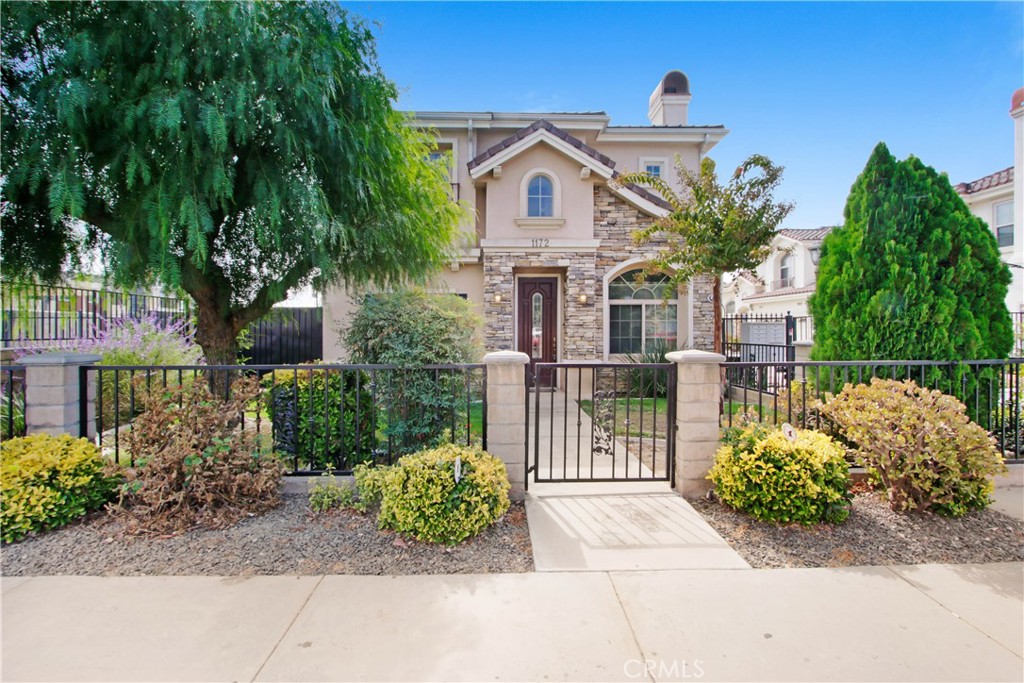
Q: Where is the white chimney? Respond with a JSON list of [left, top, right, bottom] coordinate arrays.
[[648, 70, 691, 126]]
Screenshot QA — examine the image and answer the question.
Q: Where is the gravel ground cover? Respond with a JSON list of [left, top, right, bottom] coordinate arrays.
[[0, 496, 534, 576], [693, 491, 1024, 568]]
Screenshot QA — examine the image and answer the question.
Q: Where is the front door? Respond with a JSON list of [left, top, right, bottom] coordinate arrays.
[[517, 278, 557, 387]]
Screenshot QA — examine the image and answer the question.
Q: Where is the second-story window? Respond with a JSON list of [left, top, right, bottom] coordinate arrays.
[[995, 201, 1014, 247], [779, 254, 794, 288], [527, 175, 554, 217]]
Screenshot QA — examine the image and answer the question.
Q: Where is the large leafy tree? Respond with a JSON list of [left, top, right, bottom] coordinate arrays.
[[809, 143, 1012, 360], [617, 155, 794, 354], [2, 1, 464, 363]]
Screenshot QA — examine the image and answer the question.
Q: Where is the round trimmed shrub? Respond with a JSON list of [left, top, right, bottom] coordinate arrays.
[[1, 433, 119, 543], [358, 444, 510, 545], [709, 424, 851, 524]]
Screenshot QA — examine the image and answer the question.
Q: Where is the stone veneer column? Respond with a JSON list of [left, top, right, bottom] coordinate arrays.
[[483, 350, 529, 500], [690, 275, 717, 351], [482, 252, 515, 352], [667, 349, 725, 498], [16, 352, 101, 439]]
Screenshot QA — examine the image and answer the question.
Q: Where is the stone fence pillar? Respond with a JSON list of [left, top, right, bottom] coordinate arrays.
[[667, 349, 725, 498], [15, 352, 101, 439], [483, 351, 530, 500]]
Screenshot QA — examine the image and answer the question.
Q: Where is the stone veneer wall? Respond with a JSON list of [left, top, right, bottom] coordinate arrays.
[[483, 252, 597, 358], [481, 186, 717, 356], [593, 186, 717, 353]]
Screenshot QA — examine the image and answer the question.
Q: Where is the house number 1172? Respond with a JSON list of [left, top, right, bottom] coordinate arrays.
[[531, 239, 550, 248]]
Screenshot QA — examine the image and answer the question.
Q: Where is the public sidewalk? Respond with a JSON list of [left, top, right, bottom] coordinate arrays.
[[3, 562, 1022, 682]]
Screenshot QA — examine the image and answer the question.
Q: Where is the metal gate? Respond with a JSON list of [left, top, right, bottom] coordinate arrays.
[[526, 362, 675, 487]]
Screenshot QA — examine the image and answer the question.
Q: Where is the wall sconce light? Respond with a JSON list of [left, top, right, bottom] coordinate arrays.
[[493, 293, 502, 303], [577, 293, 588, 304]]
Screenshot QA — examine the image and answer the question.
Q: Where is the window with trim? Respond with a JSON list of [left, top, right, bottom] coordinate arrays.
[[995, 201, 1014, 247], [608, 269, 678, 354], [778, 254, 794, 288], [639, 157, 665, 179], [527, 175, 554, 217]]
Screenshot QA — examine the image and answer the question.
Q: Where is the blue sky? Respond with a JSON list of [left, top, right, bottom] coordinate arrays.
[[345, 1, 1023, 229]]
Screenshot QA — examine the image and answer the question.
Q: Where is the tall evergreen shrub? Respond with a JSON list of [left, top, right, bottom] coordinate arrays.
[[809, 143, 1012, 361]]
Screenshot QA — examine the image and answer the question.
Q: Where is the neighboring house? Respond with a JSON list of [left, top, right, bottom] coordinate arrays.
[[955, 86, 1023, 315], [721, 227, 832, 318], [324, 71, 729, 375]]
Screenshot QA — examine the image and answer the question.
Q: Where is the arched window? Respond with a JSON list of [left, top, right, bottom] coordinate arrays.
[[778, 254, 794, 289], [608, 269, 678, 354], [527, 175, 554, 217]]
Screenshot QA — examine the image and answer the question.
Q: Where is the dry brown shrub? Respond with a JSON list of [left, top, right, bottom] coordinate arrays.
[[111, 376, 284, 534]]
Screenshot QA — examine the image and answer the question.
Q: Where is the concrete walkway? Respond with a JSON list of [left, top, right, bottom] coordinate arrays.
[[525, 481, 750, 571], [3, 563, 1021, 682]]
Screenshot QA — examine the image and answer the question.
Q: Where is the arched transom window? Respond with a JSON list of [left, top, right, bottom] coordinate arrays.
[[608, 269, 678, 354], [527, 175, 554, 217]]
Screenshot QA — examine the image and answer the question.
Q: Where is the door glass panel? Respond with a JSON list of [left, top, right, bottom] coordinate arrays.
[[531, 292, 543, 359]]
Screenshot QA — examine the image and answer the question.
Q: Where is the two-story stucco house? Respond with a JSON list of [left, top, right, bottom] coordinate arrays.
[[323, 71, 728, 377], [955, 87, 1023, 316], [721, 227, 832, 319]]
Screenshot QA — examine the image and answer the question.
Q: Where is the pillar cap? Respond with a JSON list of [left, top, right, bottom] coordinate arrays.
[[15, 352, 103, 366], [792, 340, 812, 347], [666, 349, 726, 364], [482, 350, 530, 365]]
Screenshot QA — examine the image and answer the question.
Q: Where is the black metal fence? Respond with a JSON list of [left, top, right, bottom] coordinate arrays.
[[79, 363, 486, 475], [1, 364, 26, 440], [1014, 311, 1023, 358], [243, 307, 323, 366], [724, 359, 1023, 462], [527, 363, 675, 486], [1, 281, 190, 346]]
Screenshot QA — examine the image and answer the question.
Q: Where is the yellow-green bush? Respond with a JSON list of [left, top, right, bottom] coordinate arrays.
[[1, 434, 119, 543], [356, 444, 510, 545], [820, 378, 1006, 517], [708, 423, 851, 524]]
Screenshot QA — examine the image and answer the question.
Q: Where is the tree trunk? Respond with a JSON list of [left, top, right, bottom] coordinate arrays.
[[192, 301, 241, 396]]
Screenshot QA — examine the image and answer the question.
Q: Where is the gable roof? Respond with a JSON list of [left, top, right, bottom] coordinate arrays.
[[468, 119, 615, 170], [955, 167, 1014, 195], [777, 227, 833, 243], [467, 119, 671, 214]]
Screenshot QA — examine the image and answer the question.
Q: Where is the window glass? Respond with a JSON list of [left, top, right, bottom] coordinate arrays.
[[995, 202, 1013, 227], [608, 269, 677, 354], [610, 305, 643, 354], [527, 175, 554, 217], [995, 202, 1013, 247], [645, 163, 662, 178]]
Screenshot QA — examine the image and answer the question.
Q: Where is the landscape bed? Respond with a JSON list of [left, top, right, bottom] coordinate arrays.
[[0, 496, 534, 576], [693, 491, 1024, 569]]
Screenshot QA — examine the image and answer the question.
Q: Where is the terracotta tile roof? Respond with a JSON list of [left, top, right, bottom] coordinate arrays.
[[735, 270, 762, 285], [777, 227, 833, 242], [466, 119, 672, 211], [467, 119, 615, 170], [955, 167, 1014, 195], [745, 284, 816, 301]]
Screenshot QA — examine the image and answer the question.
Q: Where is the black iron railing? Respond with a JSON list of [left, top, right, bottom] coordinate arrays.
[[80, 363, 487, 475], [527, 362, 675, 486], [723, 359, 1023, 462], [1, 281, 190, 346]]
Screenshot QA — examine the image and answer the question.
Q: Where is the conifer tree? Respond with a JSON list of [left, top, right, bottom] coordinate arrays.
[[809, 143, 1012, 360], [1, 1, 465, 363]]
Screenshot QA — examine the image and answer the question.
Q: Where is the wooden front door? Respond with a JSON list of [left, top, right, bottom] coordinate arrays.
[[517, 278, 558, 387]]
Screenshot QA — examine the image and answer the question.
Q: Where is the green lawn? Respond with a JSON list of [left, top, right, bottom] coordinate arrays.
[[578, 397, 670, 438]]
